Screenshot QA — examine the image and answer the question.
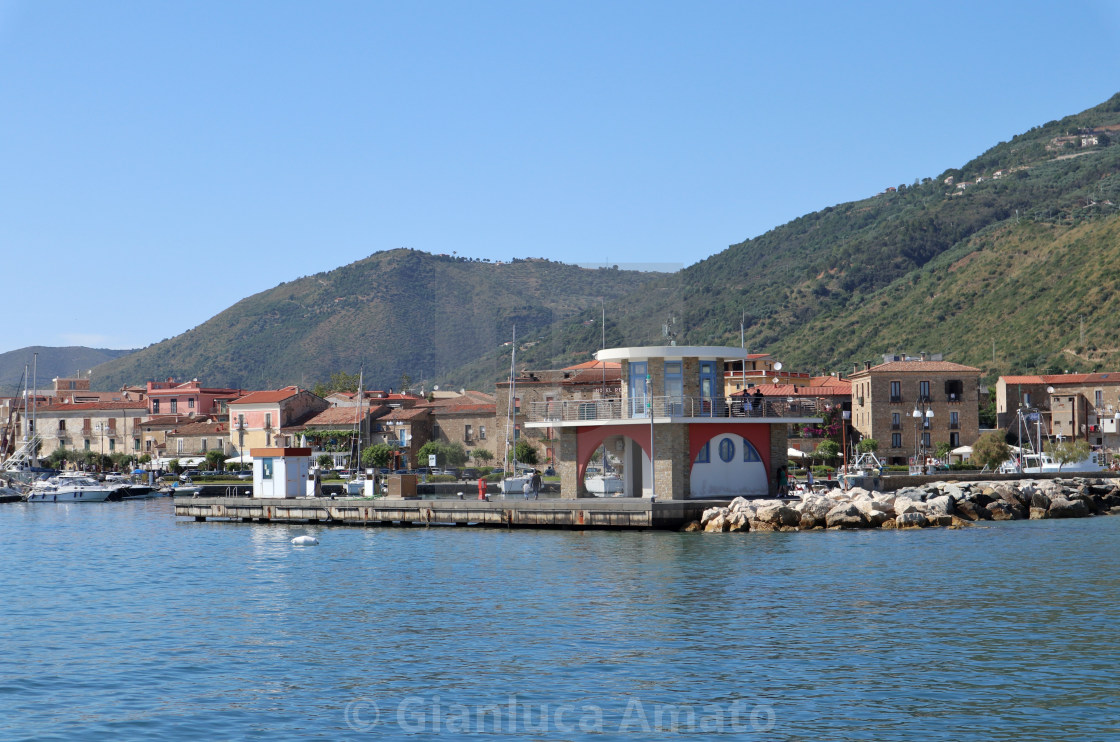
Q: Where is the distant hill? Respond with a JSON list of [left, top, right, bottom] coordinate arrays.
[[0, 346, 136, 395], [89, 92, 1120, 393], [91, 250, 660, 392]]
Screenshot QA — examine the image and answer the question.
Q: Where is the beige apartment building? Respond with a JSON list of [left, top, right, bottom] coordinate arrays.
[[33, 401, 150, 458], [849, 358, 982, 466]]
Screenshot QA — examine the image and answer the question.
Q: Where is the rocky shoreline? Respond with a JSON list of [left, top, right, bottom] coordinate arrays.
[[689, 477, 1120, 533]]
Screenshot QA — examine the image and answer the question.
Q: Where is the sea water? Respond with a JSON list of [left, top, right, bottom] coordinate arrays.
[[1, 499, 1117, 741]]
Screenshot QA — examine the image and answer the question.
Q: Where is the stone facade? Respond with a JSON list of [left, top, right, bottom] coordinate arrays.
[[32, 401, 150, 458], [849, 360, 981, 466]]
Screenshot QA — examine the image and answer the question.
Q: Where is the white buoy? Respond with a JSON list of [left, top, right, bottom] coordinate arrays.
[[291, 535, 319, 546]]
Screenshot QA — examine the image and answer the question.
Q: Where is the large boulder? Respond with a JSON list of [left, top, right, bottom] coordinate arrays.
[[1070, 493, 1104, 514], [752, 504, 800, 529], [986, 500, 1025, 521], [726, 511, 750, 532], [1048, 497, 1091, 519], [992, 484, 1029, 508], [1029, 491, 1052, 510], [893, 496, 926, 515], [703, 513, 730, 532], [680, 520, 703, 532], [826, 503, 869, 529], [954, 499, 991, 521], [1029, 507, 1049, 520], [896, 512, 929, 529], [701, 507, 727, 526], [925, 495, 956, 516]]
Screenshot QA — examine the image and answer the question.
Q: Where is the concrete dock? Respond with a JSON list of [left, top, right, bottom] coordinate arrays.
[[174, 496, 727, 530]]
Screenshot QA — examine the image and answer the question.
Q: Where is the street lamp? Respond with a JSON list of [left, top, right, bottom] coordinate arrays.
[[912, 406, 933, 464]]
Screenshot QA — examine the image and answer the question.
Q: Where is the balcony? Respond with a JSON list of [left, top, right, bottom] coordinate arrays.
[[889, 396, 903, 404], [527, 395, 823, 423]]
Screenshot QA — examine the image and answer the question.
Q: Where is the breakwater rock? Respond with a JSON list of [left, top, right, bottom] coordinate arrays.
[[692, 477, 1120, 533]]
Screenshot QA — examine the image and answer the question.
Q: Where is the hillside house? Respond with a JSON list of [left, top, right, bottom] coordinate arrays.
[[227, 387, 329, 461]]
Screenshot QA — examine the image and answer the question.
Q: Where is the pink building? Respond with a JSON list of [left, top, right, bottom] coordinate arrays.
[[146, 379, 245, 418]]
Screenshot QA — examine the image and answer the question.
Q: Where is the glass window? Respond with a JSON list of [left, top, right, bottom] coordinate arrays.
[[480, 425, 486, 440], [170, 400, 178, 414], [890, 381, 901, 400], [629, 361, 649, 417], [694, 442, 710, 464], [262, 459, 274, 480], [921, 432, 931, 448], [153, 400, 160, 414], [892, 412, 900, 428], [189, 398, 196, 409], [718, 438, 735, 462], [109, 439, 115, 451], [664, 361, 683, 413], [919, 380, 930, 400], [891, 433, 902, 448], [743, 440, 761, 462]]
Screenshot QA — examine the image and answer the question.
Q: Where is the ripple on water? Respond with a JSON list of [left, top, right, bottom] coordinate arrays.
[[0, 501, 1118, 740]]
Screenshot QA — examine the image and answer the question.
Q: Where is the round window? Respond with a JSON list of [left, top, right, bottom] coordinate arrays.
[[718, 438, 735, 463]]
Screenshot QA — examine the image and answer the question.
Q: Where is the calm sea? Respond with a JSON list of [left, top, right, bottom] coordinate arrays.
[[1, 499, 1117, 741]]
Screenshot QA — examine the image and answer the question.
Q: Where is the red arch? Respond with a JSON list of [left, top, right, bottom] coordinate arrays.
[[575, 425, 650, 483]]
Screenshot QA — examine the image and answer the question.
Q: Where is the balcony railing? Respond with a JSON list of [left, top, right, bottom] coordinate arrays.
[[889, 396, 903, 404], [527, 396, 823, 423]]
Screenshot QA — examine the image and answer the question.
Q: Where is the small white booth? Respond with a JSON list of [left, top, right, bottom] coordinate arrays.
[[250, 447, 312, 499]]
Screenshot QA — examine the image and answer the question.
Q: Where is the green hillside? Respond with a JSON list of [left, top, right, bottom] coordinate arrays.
[[90, 92, 1120, 393], [91, 250, 659, 392], [463, 92, 1120, 383]]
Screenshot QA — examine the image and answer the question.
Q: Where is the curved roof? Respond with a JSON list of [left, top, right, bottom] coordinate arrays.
[[596, 345, 749, 362]]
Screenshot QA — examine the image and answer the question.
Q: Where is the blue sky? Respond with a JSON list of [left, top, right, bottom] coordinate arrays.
[[3, 1, 1119, 353]]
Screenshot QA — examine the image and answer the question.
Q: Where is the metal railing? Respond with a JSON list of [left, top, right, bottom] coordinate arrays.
[[527, 396, 823, 422]]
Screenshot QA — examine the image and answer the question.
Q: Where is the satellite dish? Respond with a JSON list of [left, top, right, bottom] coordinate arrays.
[[773, 361, 783, 371], [1046, 386, 1054, 394], [772, 377, 780, 385]]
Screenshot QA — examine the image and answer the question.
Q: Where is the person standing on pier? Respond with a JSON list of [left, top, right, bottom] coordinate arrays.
[[530, 469, 542, 500]]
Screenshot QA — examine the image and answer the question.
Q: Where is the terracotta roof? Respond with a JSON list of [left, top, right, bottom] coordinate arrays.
[[166, 421, 229, 436], [809, 376, 852, 390], [229, 387, 304, 405], [1000, 375, 1045, 384], [301, 405, 389, 427], [429, 403, 496, 415], [563, 360, 622, 371], [382, 407, 431, 421], [36, 401, 149, 412], [852, 361, 981, 376]]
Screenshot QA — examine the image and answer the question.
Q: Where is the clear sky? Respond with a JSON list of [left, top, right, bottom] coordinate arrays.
[[3, 1, 1119, 353]]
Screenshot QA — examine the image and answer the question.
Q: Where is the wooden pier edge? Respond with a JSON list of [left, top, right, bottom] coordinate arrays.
[[174, 496, 726, 531]]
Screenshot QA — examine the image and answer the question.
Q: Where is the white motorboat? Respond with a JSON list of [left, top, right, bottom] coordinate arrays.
[[1000, 451, 1105, 475], [26, 473, 114, 502]]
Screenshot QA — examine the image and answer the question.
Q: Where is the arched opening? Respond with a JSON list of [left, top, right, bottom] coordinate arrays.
[[576, 426, 652, 497], [689, 432, 769, 498]]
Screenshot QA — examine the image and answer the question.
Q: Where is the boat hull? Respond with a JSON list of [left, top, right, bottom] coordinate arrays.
[[26, 488, 113, 502]]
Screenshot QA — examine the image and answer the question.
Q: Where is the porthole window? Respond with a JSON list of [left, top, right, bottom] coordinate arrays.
[[718, 438, 735, 462]]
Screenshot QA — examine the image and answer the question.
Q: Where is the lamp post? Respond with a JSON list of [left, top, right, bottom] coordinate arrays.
[[912, 405, 933, 466]]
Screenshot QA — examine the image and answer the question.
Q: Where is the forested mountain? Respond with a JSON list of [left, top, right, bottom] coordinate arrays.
[[91, 250, 658, 392], [461, 92, 1120, 385], [86, 92, 1120, 394], [0, 347, 136, 395]]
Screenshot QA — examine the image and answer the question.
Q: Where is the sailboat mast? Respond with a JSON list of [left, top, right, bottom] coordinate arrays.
[[506, 326, 517, 476]]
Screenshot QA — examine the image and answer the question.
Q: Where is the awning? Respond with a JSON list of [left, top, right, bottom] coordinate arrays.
[[787, 447, 809, 459]]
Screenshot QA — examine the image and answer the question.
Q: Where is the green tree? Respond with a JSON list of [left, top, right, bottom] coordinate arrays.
[[138, 454, 152, 465], [317, 453, 334, 470], [312, 370, 361, 398], [45, 447, 75, 469], [168, 458, 182, 474], [205, 449, 227, 471], [1047, 439, 1090, 472], [978, 396, 997, 428], [935, 442, 953, 460], [361, 443, 393, 469], [856, 438, 878, 454], [109, 452, 133, 471], [972, 431, 1011, 470], [472, 448, 494, 465], [509, 440, 539, 467], [813, 439, 840, 462]]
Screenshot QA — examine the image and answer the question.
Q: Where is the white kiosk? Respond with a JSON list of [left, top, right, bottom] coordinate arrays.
[[250, 447, 312, 499]]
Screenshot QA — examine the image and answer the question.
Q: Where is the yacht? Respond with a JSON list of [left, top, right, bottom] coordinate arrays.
[[25, 472, 114, 502]]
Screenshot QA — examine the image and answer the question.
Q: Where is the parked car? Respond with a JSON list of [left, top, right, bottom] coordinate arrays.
[[441, 467, 460, 479], [179, 469, 200, 482], [543, 466, 556, 476], [235, 470, 253, 480], [460, 468, 479, 481]]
